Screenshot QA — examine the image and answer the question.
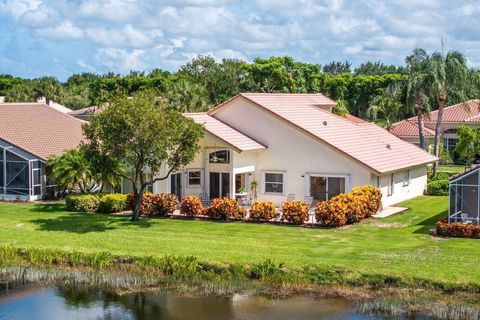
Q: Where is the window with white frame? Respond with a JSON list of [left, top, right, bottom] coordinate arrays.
[[187, 170, 202, 186], [388, 173, 394, 196], [403, 170, 410, 187], [263, 171, 284, 194], [209, 150, 230, 164]]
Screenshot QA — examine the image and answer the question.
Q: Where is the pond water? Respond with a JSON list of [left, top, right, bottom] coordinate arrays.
[[0, 283, 400, 320]]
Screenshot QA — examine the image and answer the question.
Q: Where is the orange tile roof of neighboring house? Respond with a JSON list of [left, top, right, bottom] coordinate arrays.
[[389, 119, 435, 137], [209, 93, 437, 174], [345, 114, 369, 124], [183, 112, 266, 152], [0, 103, 86, 161]]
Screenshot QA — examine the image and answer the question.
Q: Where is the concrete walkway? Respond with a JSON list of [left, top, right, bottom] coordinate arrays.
[[373, 206, 408, 218]]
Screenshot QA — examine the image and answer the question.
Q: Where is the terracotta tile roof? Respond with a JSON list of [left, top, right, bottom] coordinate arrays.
[[209, 93, 437, 174], [183, 112, 266, 152], [345, 114, 369, 124], [389, 119, 435, 137], [0, 103, 86, 161]]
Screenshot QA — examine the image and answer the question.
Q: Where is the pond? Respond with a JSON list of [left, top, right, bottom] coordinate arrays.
[[0, 283, 399, 320]]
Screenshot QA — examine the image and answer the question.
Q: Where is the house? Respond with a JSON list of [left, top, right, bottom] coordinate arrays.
[[154, 93, 438, 207], [389, 99, 480, 152], [0, 102, 85, 200], [448, 165, 480, 225]]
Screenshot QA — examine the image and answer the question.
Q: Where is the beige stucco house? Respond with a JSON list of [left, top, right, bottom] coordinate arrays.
[[154, 93, 437, 207]]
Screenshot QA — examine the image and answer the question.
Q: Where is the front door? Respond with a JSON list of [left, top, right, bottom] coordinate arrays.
[[210, 172, 230, 199], [170, 173, 182, 199]]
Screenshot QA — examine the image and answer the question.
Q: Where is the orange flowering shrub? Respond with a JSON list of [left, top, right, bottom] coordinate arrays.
[[153, 193, 179, 216], [351, 185, 382, 217], [314, 199, 347, 227], [281, 201, 310, 224], [249, 201, 278, 221], [436, 218, 480, 239], [126, 192, 156, 216], [180, 195, 204, 217], [205, 197, 247, 221]]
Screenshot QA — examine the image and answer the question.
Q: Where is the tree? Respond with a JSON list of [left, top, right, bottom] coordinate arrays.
[[4, 83, 35, 102], [166, 78, 210, 112], [332, 99, 349, 117], [354, 61, 407, 75], [426, 50, 469, 175], [32, 76, 64, 104], [366, 82, 404, 128], [455, 125, 480, 165], [322, 61, 352, 75], [83, 93, 204, 221], [405, 48, 431, 150]]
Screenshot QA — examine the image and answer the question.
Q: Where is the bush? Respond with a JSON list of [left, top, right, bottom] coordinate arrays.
[[205, 198, 247, 221], [97, 194, 127, 213], [315, 198, 348, 228], [249, 201, 278, 221], [427, 179, 449, 196], [180, 196, 203, 217], [351, 185, 382, 216], [437, 218, 480, 239], [65, 193, 101, 212], [126, 192, 156, 215], [153, 193, 179, 216], [281, 201, 310, 224]]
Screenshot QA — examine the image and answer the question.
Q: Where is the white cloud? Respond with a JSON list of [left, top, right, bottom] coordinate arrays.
[[94, 48, 146, 72], [35, 20, 84, 40], [0, 0, 58, 26]]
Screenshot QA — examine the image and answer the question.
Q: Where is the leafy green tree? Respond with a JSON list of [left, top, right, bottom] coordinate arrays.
[[166, 78, 210, 112], [366, 82, 404, 128], [322, 61, 352, 75], [83, 93, 204, 221], [405, 48, 431, 150], [455, 125, 480, 165], [354, 61, 407, 75], [4, 83, 35, 102], [426, 50, 469, 175], [332, 99, 350, 117], [32, 76, 64, 104]]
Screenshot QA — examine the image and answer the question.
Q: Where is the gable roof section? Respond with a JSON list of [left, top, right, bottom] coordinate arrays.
[[0, 103, 85, 161], [209, 93, 437, 174], [183, 112, 266, 152], [389, 119, 435, 137]]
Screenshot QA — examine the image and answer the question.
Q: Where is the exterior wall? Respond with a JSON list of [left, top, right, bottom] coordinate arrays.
[[212, 98, 373, 205], [378, 165, 427, 206]]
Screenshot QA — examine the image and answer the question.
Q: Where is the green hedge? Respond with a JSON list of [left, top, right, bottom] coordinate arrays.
[[65, 193, 102, 212], [427, 179, 449, 196], [98, 194, 128, 213]]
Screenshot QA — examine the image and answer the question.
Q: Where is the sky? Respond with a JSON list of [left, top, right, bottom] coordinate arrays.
[[0, 0, 479, 80]]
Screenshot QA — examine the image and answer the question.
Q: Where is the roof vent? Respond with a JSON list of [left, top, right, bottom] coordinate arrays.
[[386, 144, 391, 149], [323, 121, 328, 126]]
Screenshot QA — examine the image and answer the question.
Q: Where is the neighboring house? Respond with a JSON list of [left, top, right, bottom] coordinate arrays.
[[448, 165, 480, 225], [68, 106, 102, 121], [155, 93, 438, 207], [36, 97, 73, 114], [390, 99, 480, 152], [0, 102, 85, 200]]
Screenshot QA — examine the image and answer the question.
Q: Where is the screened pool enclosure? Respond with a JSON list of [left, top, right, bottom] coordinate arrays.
[[449, 167, 480, 225], [0, 140, 44, 200]]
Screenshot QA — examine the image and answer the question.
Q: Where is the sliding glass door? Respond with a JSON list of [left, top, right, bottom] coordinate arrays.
[[309, 176, 346, 202], [210, 172, 230, 199]]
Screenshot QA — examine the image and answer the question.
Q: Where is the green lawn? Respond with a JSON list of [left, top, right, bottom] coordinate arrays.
[[0, 196, 479, 285], [437, 165, 466, 174]]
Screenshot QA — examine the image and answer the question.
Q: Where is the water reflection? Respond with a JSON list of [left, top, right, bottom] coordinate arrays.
[[0, 283, 389, 320]]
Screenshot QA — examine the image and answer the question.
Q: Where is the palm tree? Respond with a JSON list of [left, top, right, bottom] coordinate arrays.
[[332, 99, 349, 117], [33, 76, 64, 105], [366, 82, 404, 129], [166, 79, 210, 112], [405, 48, 431, 150], [426, 50, 468, 175]]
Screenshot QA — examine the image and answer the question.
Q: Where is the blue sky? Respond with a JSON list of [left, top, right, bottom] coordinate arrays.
[[1, 0, 479, 80]]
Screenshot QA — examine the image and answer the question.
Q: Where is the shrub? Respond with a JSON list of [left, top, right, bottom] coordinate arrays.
[[351, 185, 382, 216], [180, 196, 203, 217], [97, 194, 127, 213], [153, 193, 179, 216], [436, 218, 480, 239], [249, 201, 278, 221], [427, 179, 449, 196], [65, 193, 101, 212], [126, 192, 156, 215], [281, 201, 310, 224], [315, 200, 347, 227], [205, 198, 247, 221]]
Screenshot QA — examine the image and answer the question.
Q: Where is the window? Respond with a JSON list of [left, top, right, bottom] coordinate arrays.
[[388, 173, 394, 196], [264, 172, 284, 194], [209, 150, 230, 164], [188, 170, 202, 186], [403, 170, 410, 187], [443, 138, 457, 151], [143, 173, 153, 193]]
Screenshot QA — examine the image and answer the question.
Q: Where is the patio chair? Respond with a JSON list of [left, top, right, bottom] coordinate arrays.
[[199, 192, 210, 207], [286, 194, 296, 201], [461, 213, 473, 224], [303, 196, 315, 223]]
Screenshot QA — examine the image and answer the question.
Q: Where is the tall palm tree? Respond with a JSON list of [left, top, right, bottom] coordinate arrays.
[[332, 99, 349, 117], [405, 48, 430, 150], [426, 50, 468, 175], [33, 76, 64, 105], [166, 79, 210, 112], [366, 82, 404, 129]]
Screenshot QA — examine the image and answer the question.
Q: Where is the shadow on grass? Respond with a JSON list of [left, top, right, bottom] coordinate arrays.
[[413, 210, 448, 234], [28, 203, 67, 213]]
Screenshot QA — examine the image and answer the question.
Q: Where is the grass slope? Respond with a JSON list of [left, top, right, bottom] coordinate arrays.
[[0, 196, 478, 286]]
